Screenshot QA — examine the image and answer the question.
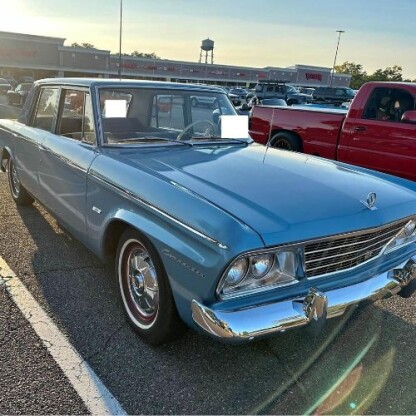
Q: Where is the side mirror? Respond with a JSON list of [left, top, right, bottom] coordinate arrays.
[[401, 110, 416, 124]]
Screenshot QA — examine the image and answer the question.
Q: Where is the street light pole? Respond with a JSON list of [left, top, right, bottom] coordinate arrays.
[[118, 0, 123, 79], [329, 30, 345, 87]]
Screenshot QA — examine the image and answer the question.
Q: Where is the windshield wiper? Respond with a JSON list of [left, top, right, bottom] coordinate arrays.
[[109, 136, 193, 146], [187, 136, 251, 145]]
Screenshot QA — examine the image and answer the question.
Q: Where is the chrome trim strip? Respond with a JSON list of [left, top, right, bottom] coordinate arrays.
[[89, 172, 228, 249], [192, 256, 416, 343]]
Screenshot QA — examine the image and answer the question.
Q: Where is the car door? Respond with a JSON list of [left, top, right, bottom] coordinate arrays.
[[15, 86, 60, 199], [338, 86, 416, 181], [38, 88, 98, 237]]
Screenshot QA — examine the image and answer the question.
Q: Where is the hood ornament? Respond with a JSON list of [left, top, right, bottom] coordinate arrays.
[[361, 192, 377, 211]]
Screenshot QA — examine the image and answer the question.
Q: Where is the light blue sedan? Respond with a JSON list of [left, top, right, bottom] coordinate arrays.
[[1, 78, 415, 345]]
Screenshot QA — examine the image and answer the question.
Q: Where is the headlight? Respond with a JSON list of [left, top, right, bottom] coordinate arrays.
[[385, 219, 416, 253], [224, 258, 248, 287], [251, 254, 274, 278], [218, 249, 300, 299]]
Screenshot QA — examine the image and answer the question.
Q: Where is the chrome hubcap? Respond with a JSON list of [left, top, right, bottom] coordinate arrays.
[[127, 247, 159, 319], [10, 162, 20, 196]]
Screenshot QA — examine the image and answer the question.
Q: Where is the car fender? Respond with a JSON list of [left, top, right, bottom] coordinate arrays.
[[97, 207, 239, 326], [0, 145, 13, 172]]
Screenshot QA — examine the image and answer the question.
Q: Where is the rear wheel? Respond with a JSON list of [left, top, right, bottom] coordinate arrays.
[[270, 132, 302, 152], [116, 228, 184, 345], [7, 158, 34, 206]]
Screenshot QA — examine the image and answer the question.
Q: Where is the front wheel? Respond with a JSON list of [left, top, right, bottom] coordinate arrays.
[[270, 132, 302, 152], [116, 228, 184, 345], [7, 158, 34, 206]]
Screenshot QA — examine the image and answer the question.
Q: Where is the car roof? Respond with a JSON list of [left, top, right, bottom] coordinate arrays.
[[34, 77, 225, 93]]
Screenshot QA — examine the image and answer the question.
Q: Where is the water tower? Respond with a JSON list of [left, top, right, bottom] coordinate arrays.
[[199, 38, 214, 64]]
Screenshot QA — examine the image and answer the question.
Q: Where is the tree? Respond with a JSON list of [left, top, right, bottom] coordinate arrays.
[[334, 61, 367, 89], [367, 65, 403, 82], [334, 62, 415, 88], [129, 51, 161, 59], [70, 42, 95, 49]]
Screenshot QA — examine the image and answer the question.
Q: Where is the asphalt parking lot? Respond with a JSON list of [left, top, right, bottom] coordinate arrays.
[[0, 98, 415, 415]]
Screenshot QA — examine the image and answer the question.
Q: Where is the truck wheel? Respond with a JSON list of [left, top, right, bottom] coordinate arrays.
[[7, 158, 34, 206], [116, 228, 185, 345], [270, 132, 302, 152]]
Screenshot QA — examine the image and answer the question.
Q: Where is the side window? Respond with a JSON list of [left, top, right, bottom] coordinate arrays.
[[58, 89, 96, 144], [151, 94, 185, 131], [363, 87, 415, 122], [335, 89, 346, 96], [32, 88, 60, 132]]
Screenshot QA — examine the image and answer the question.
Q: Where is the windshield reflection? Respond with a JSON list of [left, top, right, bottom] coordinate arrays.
[[98, 87, 250, 145]]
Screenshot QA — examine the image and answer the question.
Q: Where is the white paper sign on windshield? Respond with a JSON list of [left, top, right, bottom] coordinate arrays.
[[104, 100, 127, 118], [220, 115, 249, 138]]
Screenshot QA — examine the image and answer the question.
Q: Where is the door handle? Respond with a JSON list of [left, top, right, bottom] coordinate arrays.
[[354, 126, 366, 132]]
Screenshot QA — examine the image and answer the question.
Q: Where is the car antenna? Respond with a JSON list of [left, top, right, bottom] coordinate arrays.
[[263, 107, 275, 163]]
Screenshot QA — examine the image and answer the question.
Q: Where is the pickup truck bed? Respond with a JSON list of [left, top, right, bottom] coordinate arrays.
[[249, 81, 416, 181], [250, 105, 347, 159]]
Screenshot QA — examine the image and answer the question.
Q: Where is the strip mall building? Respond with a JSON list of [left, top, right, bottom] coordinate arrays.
[[0, 31, 351, 88]]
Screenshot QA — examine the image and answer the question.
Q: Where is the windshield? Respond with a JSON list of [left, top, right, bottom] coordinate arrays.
[[286, 85, 298, 93], [20, 83, 33, 91], [99, 87, 250, 145]]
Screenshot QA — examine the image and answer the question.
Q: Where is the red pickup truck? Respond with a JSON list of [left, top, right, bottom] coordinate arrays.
[[249, 82, 416, 181]]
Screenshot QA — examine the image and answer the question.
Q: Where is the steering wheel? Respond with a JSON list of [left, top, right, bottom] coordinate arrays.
[[177, 120, 219, 141]]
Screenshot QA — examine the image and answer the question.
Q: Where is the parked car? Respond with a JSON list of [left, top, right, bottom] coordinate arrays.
[[312, 87, 356, 106], [3, 76, 17, 89], [227, 92, 242, 106], [1, 78, 416, 345], [249, 81, 416, 181], [0, 78, 12, 95], [229, 88, 249, 100], [248, 80, 312, 105], [7, 82, 33, 106], [298, 87, 315, 96]]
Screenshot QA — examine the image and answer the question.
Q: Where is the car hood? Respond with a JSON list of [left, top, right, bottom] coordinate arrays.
[[111, 143, 416, 246], [289, 92, 311, 98]]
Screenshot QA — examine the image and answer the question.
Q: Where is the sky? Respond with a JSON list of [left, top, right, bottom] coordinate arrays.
[[2, 0, 416, 79]]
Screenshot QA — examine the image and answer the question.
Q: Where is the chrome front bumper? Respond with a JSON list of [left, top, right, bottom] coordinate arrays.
[[192, 256, 416, 343]]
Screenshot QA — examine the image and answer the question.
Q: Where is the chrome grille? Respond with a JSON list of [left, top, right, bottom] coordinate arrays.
[[304, 220, 408, 278]]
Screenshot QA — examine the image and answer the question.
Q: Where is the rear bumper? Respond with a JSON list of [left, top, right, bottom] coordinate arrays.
[[192, 256, 416, 343]]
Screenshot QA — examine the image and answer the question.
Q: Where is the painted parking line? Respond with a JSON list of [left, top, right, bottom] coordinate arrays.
[[0, 256, 126, 416]]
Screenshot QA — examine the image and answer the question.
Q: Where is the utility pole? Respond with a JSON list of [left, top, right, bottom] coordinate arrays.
[[118, 0, 123, 79], [329, 30, 345, 87]]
